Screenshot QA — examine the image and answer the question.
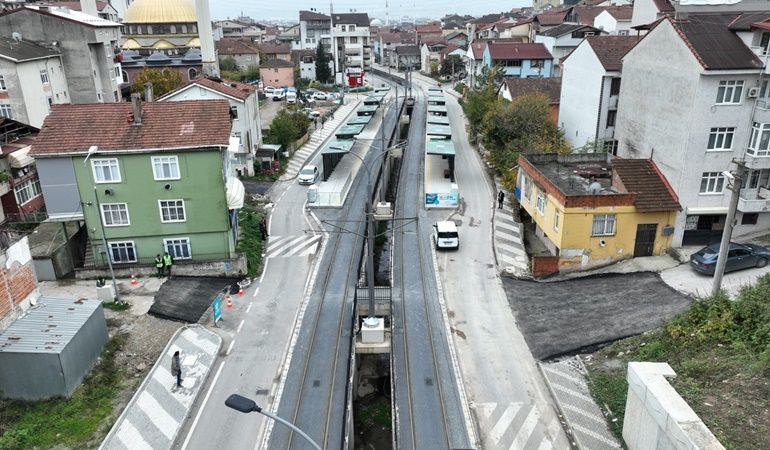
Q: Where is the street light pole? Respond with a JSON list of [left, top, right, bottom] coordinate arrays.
[[225, 394, 321, 450], [712, 159, 746, 297], [84, 146, 122, 304]]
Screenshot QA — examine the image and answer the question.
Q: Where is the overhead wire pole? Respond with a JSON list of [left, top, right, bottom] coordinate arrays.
[[712, 159, 746, 297]]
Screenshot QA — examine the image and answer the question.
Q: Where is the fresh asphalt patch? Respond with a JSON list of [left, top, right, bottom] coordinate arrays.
[[241, 180, 274, 196], [148, 276, 239, 323], [502, 272, 692, 360]]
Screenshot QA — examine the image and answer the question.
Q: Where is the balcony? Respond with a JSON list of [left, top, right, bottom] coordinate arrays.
[[738, 189, 770, 213], [306, 23, 329, 30], [608, 96, 618, 109], [745, 151, 770, 170]]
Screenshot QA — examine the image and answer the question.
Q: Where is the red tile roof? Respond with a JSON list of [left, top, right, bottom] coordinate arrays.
[[160, 76, 256, 102], [30, 100, 232, 156], [488, 42, 553, 60], [469, 41, 487, 60], [215, 38, 259, 55], [257, 43, 291, 55], [536, 10, 569, 26], [612, 159, 681, 212], [501, 77, 562, 104], [604, 5, 633, 21], [584, 35, 640, 71]]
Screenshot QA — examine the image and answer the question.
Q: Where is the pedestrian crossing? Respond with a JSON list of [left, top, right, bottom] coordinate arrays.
[[281, 100, 361, 180], [472, 402, 566, 450], [264, 234, 321, 258], [494, 206, 530, 277]]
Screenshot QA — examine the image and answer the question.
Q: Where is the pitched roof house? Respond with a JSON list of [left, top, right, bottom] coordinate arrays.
[[497, 77, 562, 123], [482, 42, 554, 78]]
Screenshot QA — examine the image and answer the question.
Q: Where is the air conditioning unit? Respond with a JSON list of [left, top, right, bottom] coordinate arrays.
[[748, 87, 760, 98]]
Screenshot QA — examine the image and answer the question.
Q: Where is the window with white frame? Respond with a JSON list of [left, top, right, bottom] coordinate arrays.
[[592, 214, 616, 236], [0, 76, 5, 90], [101, 203, 130, 226], [164, 237, 192, 259], [524, 178, 532, 202], [159, 200, 185, 222], [0, 104, 12, 119], [748, 122, 770, 156], [14, 178, 42, 205], [716, 80, 744, 104], [554, 210, 560, 231], [152, 156, 180, 180], [109, 241, 137, 263], [92, 158, 121, 182], [350, 25, 355, 32], [748, 169, 761, 189], [230, 105, 239, 120], [536, 191, 547, 215], [707, 127, 735, 150], [40, 69, 49, 84], [700, 172, 726, 194]]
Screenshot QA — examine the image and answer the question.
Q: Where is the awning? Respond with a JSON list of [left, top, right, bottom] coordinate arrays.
[[685, 206, 728, 215], [226, 177, 245, 209], [9, 146, 33, 168]]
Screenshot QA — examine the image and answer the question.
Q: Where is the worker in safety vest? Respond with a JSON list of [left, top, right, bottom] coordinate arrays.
[[155, 254, 164, 279], [163, 252, 173, 277]]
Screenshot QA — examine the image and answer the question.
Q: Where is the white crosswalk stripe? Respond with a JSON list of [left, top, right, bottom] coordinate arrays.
[[265, 235, 321, 258], [473, 402, 557, 450]]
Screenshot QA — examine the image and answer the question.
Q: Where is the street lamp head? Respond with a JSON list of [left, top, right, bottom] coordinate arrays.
[[225, 394, 261, 413], [88, 145, 99, 155], [721, 170, 735, 182]]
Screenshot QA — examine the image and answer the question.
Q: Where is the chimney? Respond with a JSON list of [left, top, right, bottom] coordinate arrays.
[[131, 93, 143, 125], [79, 0, 98, 17], [143, 83, 154, 102]]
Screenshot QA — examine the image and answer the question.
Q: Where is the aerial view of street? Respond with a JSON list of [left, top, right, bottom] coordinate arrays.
[[1, 0, 770, 449]]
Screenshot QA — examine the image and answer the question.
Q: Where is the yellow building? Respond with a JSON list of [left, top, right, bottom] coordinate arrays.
[[121, 0, 200, 55], [517, 153, 681, 274]]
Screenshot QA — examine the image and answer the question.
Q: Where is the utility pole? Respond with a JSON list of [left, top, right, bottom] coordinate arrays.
[[712, 159, 746, 296]]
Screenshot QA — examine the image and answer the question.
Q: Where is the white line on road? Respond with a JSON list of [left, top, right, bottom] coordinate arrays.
[[180, 361, 226, 450], [252, 287, 259, 299], [227, 340, 235, 355], [246, 302, 253, 313], [259, 259, 269, 283], [236, 320, 244, 333]]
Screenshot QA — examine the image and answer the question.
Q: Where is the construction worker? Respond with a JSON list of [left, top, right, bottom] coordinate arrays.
[[163, 252, 173, 277], [155, 254, 164, 279]]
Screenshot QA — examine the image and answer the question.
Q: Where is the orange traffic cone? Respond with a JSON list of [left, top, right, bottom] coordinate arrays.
[[130, 273, 137, 285], [238, 285, 244, 296], [227, 295, 233, 309]]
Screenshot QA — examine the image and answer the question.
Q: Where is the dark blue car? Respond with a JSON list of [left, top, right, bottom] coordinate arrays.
[[689, 242, 770, 275]]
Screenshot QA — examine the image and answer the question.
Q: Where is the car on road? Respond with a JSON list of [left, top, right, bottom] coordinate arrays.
[[312, 91, 328, 101], [272, 90, 285, 101], [264, 86, 276, 95], [689, 242, 770, 275], [302, 108, 321, 118], [433, 221, 459, 250], [298, 165, 320, 185]]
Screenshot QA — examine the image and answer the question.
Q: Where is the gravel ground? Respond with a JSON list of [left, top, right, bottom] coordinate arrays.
[[501, 272, 693, 360]]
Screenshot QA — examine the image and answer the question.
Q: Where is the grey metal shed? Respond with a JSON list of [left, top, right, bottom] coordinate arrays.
[[0, 297, 109, 400]]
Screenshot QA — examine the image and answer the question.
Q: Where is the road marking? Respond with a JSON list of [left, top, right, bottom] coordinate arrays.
[[252, 287, 259, 298], [246, 302, 252, 313], [489, 403, 520, 445], [227, 340, 235, 355], [180, 361, 225, 450], [236, 320, 244, 333], [259, 258, 270, 283]]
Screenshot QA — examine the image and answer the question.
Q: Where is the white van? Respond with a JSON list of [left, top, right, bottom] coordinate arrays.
[[298, 165, 320, 185], [286, 91, 297, 104], [433, 221, 459, 249]]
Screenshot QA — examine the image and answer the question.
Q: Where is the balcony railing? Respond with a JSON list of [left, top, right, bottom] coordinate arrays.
[[738, 189, 770, 213]]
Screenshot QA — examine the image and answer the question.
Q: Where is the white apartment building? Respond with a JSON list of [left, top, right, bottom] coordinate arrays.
[[329, 13, 371, 86], [616, 13, 770, 247], [298, 10, 331, 82]]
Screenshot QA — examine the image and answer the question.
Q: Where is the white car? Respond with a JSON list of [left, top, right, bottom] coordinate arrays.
[[272, 90, 285, 101], [264, 86, 276, 95], [298, 165, 320, 185], [312, 91, 328, 101], [433, 221, 459, 250]]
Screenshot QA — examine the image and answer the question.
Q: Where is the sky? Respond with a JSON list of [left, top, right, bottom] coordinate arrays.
[[208, 0, 533, 23]]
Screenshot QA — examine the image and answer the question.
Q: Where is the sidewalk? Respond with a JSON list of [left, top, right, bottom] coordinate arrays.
[[492, 197, 530, 277], [99, 325, 221, 450]]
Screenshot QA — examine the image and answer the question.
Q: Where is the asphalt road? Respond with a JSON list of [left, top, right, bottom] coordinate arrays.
[[503, 272, 692, 360]]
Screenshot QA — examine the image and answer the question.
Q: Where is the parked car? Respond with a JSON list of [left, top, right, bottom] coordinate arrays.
[[264, 86, 276, 95], [432, 221, 459, 250], [286, 91, 297, 104], [298, 165, 320, 185], [689, 242, 770, 275], [272, 90, 285, 101], [302, 108, 321, 119], [312, 91, 328, 101]]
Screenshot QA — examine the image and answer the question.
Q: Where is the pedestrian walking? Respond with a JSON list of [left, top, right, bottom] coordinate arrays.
[[259, 217, 268, 241], [171, 351, 182, 388], [498, 190, 505, 209], [321, 116, 325, 129], [163, 252, 173, 277], [314, 117, 318, 129], [155, 254, 164, 278]]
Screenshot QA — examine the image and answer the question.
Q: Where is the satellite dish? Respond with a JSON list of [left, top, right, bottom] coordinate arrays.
[[11, 32, 22, 42]]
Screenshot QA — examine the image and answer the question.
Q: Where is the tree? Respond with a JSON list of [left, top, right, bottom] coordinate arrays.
[[429, 62, 439, 76], [481, 92, 570, 188], [264, 110, 311, 149], [439, 55, 463, 78], [475, 64, 505, 90], [463, 85, 498, 133], [220, 56, 239, 72], [131, 67, 184, 99], [243, 66, 261, 83], [315, 41, 332, 84]]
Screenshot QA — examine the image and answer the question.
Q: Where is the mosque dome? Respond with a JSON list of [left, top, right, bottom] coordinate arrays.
[[370, 18, 384, 26], [123, 0, 197, 24]]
